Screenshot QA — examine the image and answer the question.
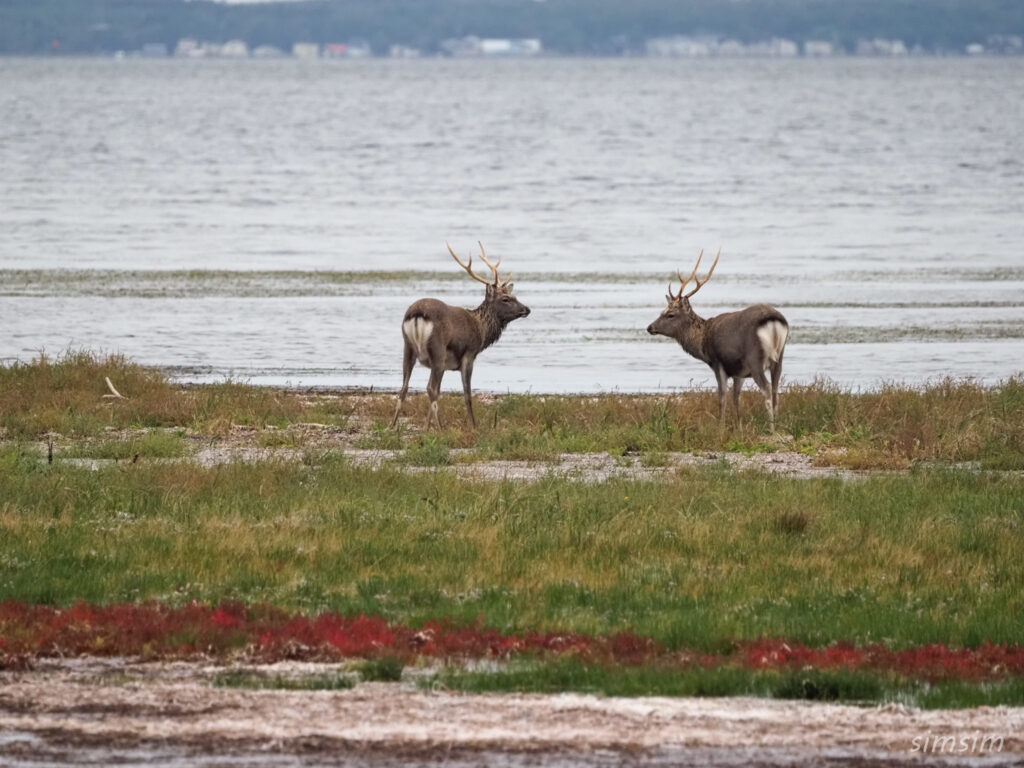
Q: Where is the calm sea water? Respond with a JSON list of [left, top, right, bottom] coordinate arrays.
[[1, 57, 1022, 393]]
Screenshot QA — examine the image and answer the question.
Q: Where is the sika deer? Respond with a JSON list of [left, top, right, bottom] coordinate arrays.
[[647, 249, 789, 429], [391, 242, 530, 429]]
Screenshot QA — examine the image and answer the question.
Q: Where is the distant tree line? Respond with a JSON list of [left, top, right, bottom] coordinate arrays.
[[2, 0, 1023, 55]]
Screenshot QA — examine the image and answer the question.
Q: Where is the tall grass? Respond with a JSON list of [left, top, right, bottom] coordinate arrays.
[[0, 352, 351, 438], [2, 353, 1022, 469], [1, 449, 1020, 651]]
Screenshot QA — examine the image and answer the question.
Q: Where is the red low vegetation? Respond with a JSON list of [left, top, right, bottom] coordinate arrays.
[[2, 601, 1022, 682]]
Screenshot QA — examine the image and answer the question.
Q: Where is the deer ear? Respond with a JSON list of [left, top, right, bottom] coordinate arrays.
[[504, 282, 514, 292], [665, 294, 673, 303], [485, 283, 497, 298]]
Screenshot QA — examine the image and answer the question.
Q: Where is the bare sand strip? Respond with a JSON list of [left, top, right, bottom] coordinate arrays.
[[193, 445, 861, 481], [1, 659, 1021, 767], [43, 441, 866, 482]]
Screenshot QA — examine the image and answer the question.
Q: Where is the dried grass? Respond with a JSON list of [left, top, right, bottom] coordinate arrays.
[[2, 354, 1022, 469]]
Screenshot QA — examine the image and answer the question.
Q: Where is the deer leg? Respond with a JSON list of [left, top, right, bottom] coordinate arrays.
[[460, 356, 476, 428], [390, 342, 417, 428], [426, 367, 444, 429], [713, 365, 729, 421], [751, 369, 775, 430], [770, 352, 784, 422], [729, 376, 745, 421]]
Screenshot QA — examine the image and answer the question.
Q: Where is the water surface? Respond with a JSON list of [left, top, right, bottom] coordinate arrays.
[[2, 58, 1022, 392]]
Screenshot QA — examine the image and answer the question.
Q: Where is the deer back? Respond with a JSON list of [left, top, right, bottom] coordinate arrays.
[[403, 298, 485, 368], [704, 304, 789, 376]]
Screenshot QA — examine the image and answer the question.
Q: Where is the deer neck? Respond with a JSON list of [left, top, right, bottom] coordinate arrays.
[[472, 301, 506, 351], [677, 313, 711, 363]]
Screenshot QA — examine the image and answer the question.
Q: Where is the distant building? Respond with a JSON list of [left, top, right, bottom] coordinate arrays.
[[987, 34, 1024, 54], [482, 38, 542, 56], [346, 39, 372, 58], [645, 36, 714, 57], [175, 38, 202, 57], [855, 38, 908, 56], [388, 44, 421, 58], [768, 38, 799, 57], [645, 36, 798, 58], [441, 36, 542, 57], [323, 41, 372, 58], [740, 38, 799, 57], [220, 40, 249, 58], [803, 40, 836, 57], [292, 43, 320, 59], [480, 39, 513, 55], [252, 45, 285, 58], [716, 39, 745, 57]]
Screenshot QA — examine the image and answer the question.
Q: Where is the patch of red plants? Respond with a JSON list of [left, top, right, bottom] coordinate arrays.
[[1, 601, 1022, 683], [0, 601, 657, 667]]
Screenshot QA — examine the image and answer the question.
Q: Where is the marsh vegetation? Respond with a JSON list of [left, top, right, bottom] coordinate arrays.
[[1, 353, 1022, 707]]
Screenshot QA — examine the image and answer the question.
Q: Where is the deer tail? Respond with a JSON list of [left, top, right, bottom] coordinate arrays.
[[756, 320, 789, 364]]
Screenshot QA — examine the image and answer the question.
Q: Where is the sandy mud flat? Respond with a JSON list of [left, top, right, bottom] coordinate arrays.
[[1, 659, 1022, 767], [30, 421, 881, 482], [194, 444, 862, 482]]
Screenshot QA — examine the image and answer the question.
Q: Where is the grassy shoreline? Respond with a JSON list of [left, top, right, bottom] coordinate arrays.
[[2, 352, 1023, 470]]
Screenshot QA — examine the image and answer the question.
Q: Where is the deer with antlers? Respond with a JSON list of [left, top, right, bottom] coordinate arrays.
[[647, 249, 789, 429], [390, 242, 530, 429]]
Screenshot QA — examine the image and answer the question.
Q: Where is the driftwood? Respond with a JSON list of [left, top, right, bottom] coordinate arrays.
[[102, 377, 126, 400]]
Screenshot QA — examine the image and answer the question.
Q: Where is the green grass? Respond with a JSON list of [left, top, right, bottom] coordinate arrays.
[[401, 434, 452, 466], [357, 421, 405, 450], [424, 658, 1024, 709], [1, 446, 1021, 652], [914, 678, 1024, 709], [212, 669, 355, 691], [427, 658, 890, 701], [59, 430, 189, 460], [357, 656, 405, 682]]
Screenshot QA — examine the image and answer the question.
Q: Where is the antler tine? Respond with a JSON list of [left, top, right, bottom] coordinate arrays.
[[447, 241, 491, 285], [667, 248, 702, 301], [682, 247, 721, 299], [676, 248, 704, 293], [476, 241, 503, 285]]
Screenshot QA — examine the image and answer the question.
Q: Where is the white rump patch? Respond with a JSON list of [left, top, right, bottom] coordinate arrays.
[[756, 321, 789, 364], [403, 317, 435, 365]]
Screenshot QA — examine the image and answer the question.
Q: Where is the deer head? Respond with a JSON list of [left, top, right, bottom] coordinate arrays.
[[447, 241, 530, 323], [646, 247, 720, 338]]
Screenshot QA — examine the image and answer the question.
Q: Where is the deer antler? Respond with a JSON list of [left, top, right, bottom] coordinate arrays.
[[448, 241, 512, 287], [476, 241, 513, 287], [675, 247, 721, 300], [447, 241, 492, 285], [675, 248, 703, 297]]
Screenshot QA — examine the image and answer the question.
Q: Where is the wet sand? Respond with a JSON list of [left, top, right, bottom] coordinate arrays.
[[1, 659, 1022, 767]]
